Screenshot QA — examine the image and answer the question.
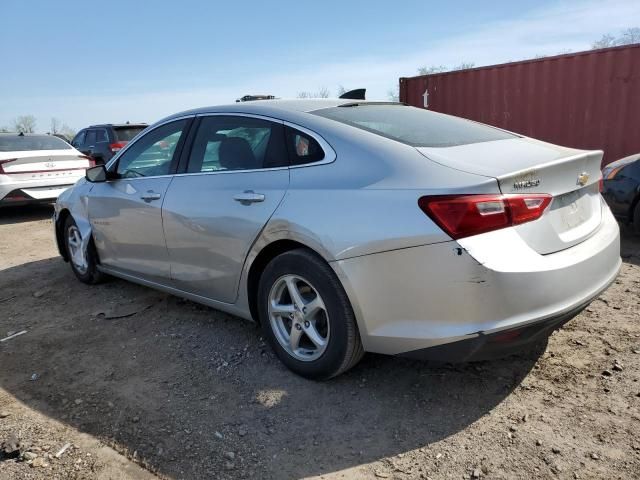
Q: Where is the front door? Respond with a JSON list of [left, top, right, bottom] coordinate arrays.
[[88, 118, 190, 283], [162, 115, 290, 303]]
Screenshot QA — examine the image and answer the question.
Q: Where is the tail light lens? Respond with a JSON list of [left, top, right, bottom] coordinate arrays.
[[418, 194, 552, 239], [0, 159, 17, 174], [78, 155, 95, 167], [109, 142, 127, 153]]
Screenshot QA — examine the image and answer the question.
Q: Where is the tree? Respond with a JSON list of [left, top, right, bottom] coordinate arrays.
[[297, 87, 331, 98], [387, 85, 400, 102], [592, 27, 640, 49], [336, 85, 347, 97], [417, 65, 447, 75], [0, 126, 10, 133], [452, 62, 475, 70], [50, 117, 62, 134], [13, 115, 37, 133]]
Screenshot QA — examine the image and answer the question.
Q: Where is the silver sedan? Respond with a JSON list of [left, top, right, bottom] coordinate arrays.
[[54, 99, 621, 379]]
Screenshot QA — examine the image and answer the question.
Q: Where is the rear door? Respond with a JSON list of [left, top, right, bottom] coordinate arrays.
[[162, 114, 290, 303], [88, 118, 191, 283]]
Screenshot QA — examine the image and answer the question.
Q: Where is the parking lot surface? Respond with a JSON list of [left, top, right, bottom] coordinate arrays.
[[1, 205, 639, 479]]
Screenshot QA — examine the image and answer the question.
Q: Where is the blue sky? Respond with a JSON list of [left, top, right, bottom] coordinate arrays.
[[1, 0, 638, 131]]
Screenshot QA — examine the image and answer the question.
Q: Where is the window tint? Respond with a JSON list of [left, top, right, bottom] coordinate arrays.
[[313, 104, 516, 147], [114, 126, 146, 142], [187, 116, 287, 173], [0, 134, 71, 152], [285, 127, 325, 165], [85, 130, 97, 146], [116, 120, 187, 178], [95, 129, 108, 143], [72, 130, 86, 147]]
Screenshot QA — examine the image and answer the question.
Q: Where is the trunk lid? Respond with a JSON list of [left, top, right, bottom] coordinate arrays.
[[0, 149, 91, 180], [417, 137, 604, 254]]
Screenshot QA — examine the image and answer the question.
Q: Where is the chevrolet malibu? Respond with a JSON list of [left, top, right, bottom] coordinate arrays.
[[53, 99, 621, 379]]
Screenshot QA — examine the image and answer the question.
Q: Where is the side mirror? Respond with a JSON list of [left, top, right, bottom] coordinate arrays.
[[86, 165, 107, 183]]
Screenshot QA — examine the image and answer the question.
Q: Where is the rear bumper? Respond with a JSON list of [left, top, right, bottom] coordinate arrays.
[[399, 290, 602, 362], [0, 177, 79, 205], [333, 204, 621, 358]]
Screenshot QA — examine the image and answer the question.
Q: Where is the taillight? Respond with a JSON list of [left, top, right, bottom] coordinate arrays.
[[78, 155, 95, 167], [109, 142, 127, 153], [0, 159, 17, 174], [418, 194, 552, 240], [602, 165, 623, 180]]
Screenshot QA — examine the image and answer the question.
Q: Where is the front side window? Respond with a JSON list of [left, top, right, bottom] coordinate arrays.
[[72, 130, 86, 148], [116, 119, 188, 178], [187, 116, 287, 173], [313, 104, 517, 147]]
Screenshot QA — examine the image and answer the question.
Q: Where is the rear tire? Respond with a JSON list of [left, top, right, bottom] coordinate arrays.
[[257, 249, 364, 380], [63, 216, 104, 284]]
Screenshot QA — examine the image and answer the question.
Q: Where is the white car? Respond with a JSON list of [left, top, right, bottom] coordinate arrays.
[[0, 133, 93, 206]]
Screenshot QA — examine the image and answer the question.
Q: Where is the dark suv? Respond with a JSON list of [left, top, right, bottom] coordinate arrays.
[[71, 123, 147, 165]]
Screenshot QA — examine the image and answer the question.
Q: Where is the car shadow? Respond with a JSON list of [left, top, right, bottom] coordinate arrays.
[[620, 224, 640, 267], [0, 204, 54, 225], [0, 256, 545, 479]]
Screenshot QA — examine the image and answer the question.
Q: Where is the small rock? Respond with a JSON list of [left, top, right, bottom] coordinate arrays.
[[74, 399, 83, 405], [521, 414, 529, 422], [0, 411, 9, 419], [509, 425, 518, 432], [132, 416, 140, 423], [23, 451, 38, 461], [613, 362, 623, 372], [33, 289, 47, 298], [374, 471, 390, 479], [224, 461, 235, 470], [238, 428, 247, 437], [214, 431, 223, 439], [31, 457, 48, 468], [223, 451, 235, 460], [602, 370, 613, 377], [472, 468, 482, 478], [552, 447, 561, 454], [536, 440, 543, 446], [435, 453, 443, 459], [591, 453, 600, 460], [30, 373, 39, 381]]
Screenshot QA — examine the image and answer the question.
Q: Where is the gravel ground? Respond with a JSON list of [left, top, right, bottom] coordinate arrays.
[[0, 204, 638, 480]]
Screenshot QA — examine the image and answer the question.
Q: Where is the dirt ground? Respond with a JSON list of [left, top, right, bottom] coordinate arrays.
[[0, 204, 638, 480]]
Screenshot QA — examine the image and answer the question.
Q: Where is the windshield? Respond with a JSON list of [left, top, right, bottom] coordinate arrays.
[[313, 104, 516, 147], [0, 134, 71, 152], [114, 126, 146, 142]]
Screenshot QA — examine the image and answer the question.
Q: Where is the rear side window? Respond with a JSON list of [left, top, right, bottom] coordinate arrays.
[[187, 116, 287, 173], [285, 127, 325, 165], [114, 126, 146, 142], [0, 134, 71, 152], [313, 104, 516, 147], [96, 129, 108, 143]]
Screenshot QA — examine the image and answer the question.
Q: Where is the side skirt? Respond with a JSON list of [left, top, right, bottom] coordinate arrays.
[[97, 265, 254, 322]]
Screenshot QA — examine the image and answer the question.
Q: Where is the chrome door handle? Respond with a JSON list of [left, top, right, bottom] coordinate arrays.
[[140, 191, 162, 202], [233, 190, 265, 204]]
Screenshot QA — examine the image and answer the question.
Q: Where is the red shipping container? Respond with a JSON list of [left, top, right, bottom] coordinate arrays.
[[399, 44, 640, 166]]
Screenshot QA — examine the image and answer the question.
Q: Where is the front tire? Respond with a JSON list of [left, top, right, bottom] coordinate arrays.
[[64, 216, 104, 284], [258, 249, 364, 380]]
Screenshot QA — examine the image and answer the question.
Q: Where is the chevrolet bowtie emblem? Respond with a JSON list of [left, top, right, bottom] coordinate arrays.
[[577, 172, 590, 186]]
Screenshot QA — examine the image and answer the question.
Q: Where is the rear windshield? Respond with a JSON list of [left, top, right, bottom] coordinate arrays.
[[313, 104, 516, 147], [0, 134, 71, 152], [114, 126, 146, 142]]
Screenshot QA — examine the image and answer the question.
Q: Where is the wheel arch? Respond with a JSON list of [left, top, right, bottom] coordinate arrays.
[[246, 238, 329, 324], [55, 208, 72, 261]]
